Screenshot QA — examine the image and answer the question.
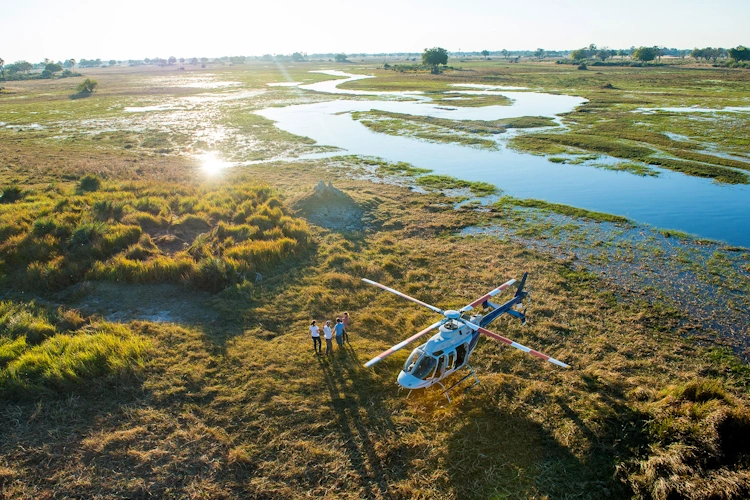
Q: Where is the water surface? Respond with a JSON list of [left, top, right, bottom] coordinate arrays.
[[257, 71, 750, 247]]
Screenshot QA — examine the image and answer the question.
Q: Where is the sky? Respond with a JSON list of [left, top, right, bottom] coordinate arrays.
[[1, 0, 748, 62]]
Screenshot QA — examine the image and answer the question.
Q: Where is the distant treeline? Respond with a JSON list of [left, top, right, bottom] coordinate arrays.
[[0, 58, 82, 82], [2, 44, 748, 78]]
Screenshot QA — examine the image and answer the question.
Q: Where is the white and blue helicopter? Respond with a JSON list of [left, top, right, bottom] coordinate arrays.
[[362, 273, 570, 401]]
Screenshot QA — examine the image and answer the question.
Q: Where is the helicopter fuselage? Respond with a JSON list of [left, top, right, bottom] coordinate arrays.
[[397, 316, 482, 390]]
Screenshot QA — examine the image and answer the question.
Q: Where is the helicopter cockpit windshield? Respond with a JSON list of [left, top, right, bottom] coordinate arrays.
[[403, 347, 438, 380]]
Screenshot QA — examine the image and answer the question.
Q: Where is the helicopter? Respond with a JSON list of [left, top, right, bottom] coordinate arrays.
[[362, 273, 570, 401]]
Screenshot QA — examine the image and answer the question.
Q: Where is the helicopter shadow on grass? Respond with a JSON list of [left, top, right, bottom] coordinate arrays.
[[443, 395, 592, 499], [316, 343, 409, 497], [442, 373, 636, 499]]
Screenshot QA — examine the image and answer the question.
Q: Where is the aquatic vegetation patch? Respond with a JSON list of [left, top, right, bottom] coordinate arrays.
[[495, 196, 631, 224], [510, 133, 748, 184], [416, 175, 497, 196]]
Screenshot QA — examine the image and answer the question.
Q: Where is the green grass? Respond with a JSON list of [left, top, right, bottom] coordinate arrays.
[[495, 196, 631, 224], [416, 174, 497, 196], [510, 133, 749, 184], [375, 161, 432, 177], [351, 111, 557, 150], [589, 161, 660, 177], [0, 301, 150, 397], [0, 177, 311, 293]]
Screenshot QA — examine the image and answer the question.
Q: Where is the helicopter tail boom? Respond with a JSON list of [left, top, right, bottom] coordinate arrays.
[[478, 326, 570, 368]]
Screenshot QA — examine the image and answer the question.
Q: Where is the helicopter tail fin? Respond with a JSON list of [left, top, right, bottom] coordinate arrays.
[[514, 272, 528, 298]]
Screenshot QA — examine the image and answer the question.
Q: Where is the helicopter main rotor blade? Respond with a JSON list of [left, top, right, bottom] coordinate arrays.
[[362, 279, 444, 315], [477, 326, 570, 369], [460, 279, 517, 312], [364, 320, 444, 368]]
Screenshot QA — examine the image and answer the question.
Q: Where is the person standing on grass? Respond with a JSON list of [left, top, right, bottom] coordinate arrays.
[[323, 320, 334, 356], [334, 317, 345, 349], [310, 320, 321, 355], [342, 312, 350, 343]]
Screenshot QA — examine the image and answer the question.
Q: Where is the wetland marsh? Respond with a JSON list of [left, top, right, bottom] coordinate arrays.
[[1, 59, 749, 499]]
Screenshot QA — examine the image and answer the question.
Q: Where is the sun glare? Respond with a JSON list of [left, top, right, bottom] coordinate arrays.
[[199, 152, 232, 176]]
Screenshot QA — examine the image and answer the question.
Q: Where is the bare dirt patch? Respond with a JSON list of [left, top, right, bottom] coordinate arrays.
[[63, 281, 220, 324]]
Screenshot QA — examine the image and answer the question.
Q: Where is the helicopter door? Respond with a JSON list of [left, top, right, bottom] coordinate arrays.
[[446, 352, 456, 372], [455, 342, 468, 368], [434, 355, 446, 380]]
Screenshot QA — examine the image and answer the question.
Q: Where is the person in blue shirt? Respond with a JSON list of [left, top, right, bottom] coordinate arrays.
[[334, 318, 345, 348]]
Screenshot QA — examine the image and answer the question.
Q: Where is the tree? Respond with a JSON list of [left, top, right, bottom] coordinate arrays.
[[45, 62, 63, 74], [534, 48, 545, 60], [0, 57, 4, 77], [570, 48, 588, 61], [109, 60, 116, 66], [179, 57, 185, 64], [190, 57, 198, 65], [596, 48, 613, 61], [229, 56, 246, 64], [632, 46, 658, 62], [76, 78, 98, 94], [291, 52, 305, 62], [481, 50, 489, 59], [501, 49, 509, 59], [334, 53, 348, 62], [168, 56, 177, 65], [728, 46, 750, 61], [422, 47, 448, 73], [200, 57, 208, 64]]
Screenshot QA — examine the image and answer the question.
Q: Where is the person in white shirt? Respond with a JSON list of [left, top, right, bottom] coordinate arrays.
[[323, 320, 334, 356], [309, 320, 321, 355]]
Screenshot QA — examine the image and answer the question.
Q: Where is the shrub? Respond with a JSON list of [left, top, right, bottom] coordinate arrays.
[[76, 78, 98, 94], [78, 174, 101, 192], [0, 185, 23, 203]]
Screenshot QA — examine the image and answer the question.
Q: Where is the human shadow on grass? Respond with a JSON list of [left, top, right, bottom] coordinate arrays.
[[316, 345, 407, 498]]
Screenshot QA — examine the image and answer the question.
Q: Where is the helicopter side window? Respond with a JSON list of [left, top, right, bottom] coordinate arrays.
[[455, 343, 468, 368], [403, 348, 423, 374], [412, 356, 437, 380]]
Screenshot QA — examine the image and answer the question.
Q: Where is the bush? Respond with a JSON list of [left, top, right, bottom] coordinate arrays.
[[0, 185, 23, 203], [76, 78, 98, 94], [78, 174, 101, 192]]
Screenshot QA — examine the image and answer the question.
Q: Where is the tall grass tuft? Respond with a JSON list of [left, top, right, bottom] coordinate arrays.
[[0, 302, 150, 397], [0, 180, 309, 294]]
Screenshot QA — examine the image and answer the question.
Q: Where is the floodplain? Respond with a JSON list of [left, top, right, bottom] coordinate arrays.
[[1, 59, 749, 499]]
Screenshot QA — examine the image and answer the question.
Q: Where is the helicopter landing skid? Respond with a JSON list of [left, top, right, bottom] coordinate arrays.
[[438, 364, 481, 403]]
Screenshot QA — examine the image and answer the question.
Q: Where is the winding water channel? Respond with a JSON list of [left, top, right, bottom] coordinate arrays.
[[258, 71, 750, 247]]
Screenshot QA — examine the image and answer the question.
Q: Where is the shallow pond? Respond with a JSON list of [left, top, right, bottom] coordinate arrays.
[[257, 71, 750, 247]]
